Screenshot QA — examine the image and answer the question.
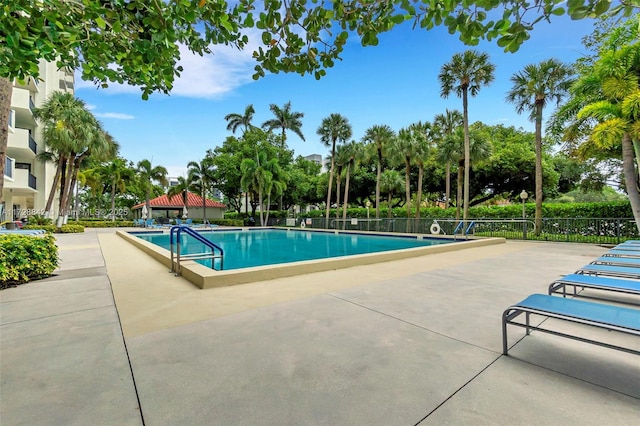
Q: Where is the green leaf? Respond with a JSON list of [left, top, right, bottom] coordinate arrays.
[[95, 17, 106, 30]]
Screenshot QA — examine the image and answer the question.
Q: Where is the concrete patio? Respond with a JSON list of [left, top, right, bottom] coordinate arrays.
[[1, 228, 638, 425]]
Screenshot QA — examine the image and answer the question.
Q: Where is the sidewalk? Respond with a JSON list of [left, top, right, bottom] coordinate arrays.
[[0, 229, 142, 425], [1, 229, 638, 425]]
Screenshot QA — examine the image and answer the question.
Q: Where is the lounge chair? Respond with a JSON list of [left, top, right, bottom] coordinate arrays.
[[576, 263, 640, 279], [602, 249, 640, 258], [591, 256, 640, 268], [549, 273, 640, 300], [502, 294, 640, 355]]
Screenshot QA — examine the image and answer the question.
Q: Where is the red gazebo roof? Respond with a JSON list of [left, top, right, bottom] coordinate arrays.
[[132, 191, 226, 209]]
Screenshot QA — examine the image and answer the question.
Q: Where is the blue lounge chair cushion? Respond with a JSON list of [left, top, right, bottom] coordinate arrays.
[[604, 249, 640, 258], [578, 263, 640, 279], [512, 294, 640, 331], [550, 273, 640, 296]]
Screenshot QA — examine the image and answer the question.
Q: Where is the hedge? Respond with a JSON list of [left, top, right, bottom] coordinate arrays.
[[75, 220, 134, 228], [60, 224, 85, 233], [293, 201, 633, 220], [0, 234, 59, 288], [23, 224, 56, 233]]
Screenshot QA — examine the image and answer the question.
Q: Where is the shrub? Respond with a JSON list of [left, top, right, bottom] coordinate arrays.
[[75, 220, 134, 228], [0, 234, 59, 288], [23, 224, 56, 233], [60, 224, 85, 233]]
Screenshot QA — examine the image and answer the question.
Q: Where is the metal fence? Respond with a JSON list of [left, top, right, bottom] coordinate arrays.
[[287, 217, 639, 245]]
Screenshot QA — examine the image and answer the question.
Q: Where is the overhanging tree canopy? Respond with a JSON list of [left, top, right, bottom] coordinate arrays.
[[1, 0, 637, 204]]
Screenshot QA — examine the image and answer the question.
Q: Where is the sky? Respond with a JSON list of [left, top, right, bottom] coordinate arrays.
[[75, 13, 597, 178]]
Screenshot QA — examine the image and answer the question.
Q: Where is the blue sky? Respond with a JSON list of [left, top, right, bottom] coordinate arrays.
[[75, 14, 596, 178]]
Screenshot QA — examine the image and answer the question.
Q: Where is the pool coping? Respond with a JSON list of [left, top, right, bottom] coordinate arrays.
[[116, 228, 505, 289]]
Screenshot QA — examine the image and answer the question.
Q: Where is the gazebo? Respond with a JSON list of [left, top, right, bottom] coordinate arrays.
[[131, 191, 226, 220]]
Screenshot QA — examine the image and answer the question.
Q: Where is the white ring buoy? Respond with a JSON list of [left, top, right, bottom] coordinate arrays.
[[300, 221, 306, 228], [430, 223, 441, 235]]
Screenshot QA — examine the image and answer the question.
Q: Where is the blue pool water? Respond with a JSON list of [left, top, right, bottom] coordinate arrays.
[[135, 229, 454, 271]]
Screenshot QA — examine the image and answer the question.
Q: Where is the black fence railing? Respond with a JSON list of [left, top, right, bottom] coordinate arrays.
[[282, 217, 639, 245]]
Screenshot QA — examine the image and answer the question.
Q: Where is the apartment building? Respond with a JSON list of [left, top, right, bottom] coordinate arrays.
[[3, 60, 74, 221]]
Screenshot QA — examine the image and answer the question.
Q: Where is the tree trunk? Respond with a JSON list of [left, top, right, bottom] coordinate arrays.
[[335, 172, 341, 221], [387, 192, 392, 218], [462, 88, 470, 225], [416, 165, 423, 219], [534, 104, 543, 235], [202, 184, 207, 223], [45, 156, 64, 217], [622, 133, 640, 232], [404, 159, 411, 232], [258, 191, 265, 226], [325, 141, 336, 228], [444, 162, 451, 209], [375, 149, 382, 219], [0, 77, 11, 206], [342, 162, 351, 230], [456, 163, 463, 221], [265, 192, 271, 226], [57, 155, 76, 227], [111, 181, 116, 222]]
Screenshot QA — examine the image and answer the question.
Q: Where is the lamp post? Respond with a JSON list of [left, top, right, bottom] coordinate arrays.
[[520, 190, 528, 239], [365, 200, 371, 231]]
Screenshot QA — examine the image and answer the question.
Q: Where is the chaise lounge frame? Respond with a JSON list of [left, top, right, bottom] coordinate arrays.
[[549, 274, 640, 300], [502, 294, 640, 356]]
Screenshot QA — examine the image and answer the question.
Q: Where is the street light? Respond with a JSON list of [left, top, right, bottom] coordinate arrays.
[[519, 190, 528, 219], [520, 190, 528, 239]]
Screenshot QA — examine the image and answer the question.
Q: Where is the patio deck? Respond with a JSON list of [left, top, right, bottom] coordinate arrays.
[[1, 228, 638, 425]]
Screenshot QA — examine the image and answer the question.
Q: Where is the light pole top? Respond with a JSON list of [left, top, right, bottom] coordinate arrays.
[[520, 190, 528, 201]]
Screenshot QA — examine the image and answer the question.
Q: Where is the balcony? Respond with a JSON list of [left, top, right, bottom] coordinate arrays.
[[4, 156, 14, 179], [7, 128, 37, 159], [13, 76, 40, 93], [11, 88, 36, 126], [4, 168, 37, 193]]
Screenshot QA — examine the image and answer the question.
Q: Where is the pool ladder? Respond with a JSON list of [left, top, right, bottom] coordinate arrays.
[[170, 225, 224, 275], [453, 221, 476, 240]]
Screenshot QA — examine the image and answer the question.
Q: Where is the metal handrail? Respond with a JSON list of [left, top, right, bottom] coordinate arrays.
[[169, 225, 224, 274]]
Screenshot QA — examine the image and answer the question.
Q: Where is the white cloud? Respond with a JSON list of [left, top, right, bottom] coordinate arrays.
[[85, 103, 97, 110], [75, 29, 262, 99], [94, 112, 135, 120]]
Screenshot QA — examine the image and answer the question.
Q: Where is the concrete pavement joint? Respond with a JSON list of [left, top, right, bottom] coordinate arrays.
[[327, 293, 499, 354], [414, 355, 504, 425], [0, 304, 115, 326], [102, 254, 146, 425]]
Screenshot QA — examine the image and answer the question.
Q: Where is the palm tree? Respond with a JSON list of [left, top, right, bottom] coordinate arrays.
[[438, 126, 491, 220], [317, 113, 352, 228], [392, 127, 419, 221], [409, 122, 432, 220], [167, 175, 193, 219], [362, 124, 395, 220], [379, 170, 404, 218], [439, 50, 495, 223], [33, 91, 113, 226], [506, 59, 573, 234], [573, 42, 640, 231], [187, 157, 216, 223], [136, 159, 169, 217], [240, 151, 273, 226], [224, 104, 256, 135], [261, 101, 305, 148], [340, 141, 364, 228], [434, 109, 463, 208], [95, 158, 133, 221]]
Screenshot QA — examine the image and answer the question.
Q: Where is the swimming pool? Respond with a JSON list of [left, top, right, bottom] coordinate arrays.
[[120, 228, 504, 288], [135, 228, 453, 271]]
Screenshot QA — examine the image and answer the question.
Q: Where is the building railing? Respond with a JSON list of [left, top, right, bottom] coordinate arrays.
[[5, 157, 14, 179], [28, 134, 37, 153], [28, 173, 36, 189], [290, 217, 639, 245]]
